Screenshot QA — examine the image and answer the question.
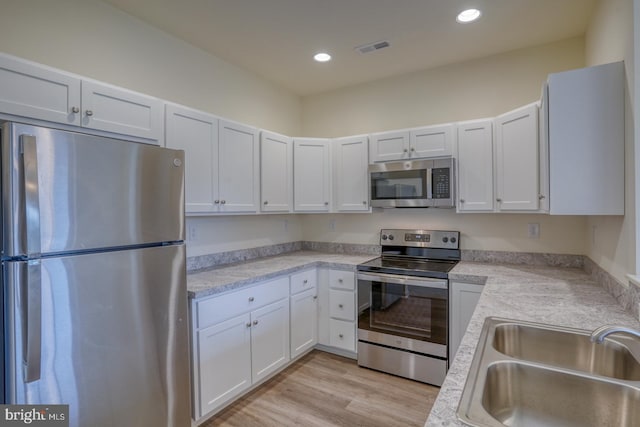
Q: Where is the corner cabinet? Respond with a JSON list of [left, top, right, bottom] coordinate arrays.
[[456, 119, 494, 212], [293, 138, 331, 212], [494, 103, 540, 211], [333, 135, 369, 212], [0, 53, 163, 143], [546, 61, 624, 215], [191, 277, 290, 420], [449, 281, 483, 361], [165, 104, 259, 215], [260, 131, 293, 212]]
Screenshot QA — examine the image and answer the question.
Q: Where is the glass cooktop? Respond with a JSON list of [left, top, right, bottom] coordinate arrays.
[[357, 256, 458, 279]]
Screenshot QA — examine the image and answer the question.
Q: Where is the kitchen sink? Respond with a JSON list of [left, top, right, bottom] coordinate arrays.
[[492, 322, 640, 380], [457, 317, 640, 427]]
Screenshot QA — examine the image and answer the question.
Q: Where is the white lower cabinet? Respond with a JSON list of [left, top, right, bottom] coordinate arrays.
[[192, 277, 290, 420], [449, 281, 484, 361], [290, 269, 318, 358], [318, 269, 357, 354]]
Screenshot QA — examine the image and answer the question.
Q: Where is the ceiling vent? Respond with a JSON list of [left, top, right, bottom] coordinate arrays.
[[355, 40, 391, 54]]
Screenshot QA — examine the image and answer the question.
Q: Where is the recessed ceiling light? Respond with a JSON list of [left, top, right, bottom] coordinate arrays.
[[314, 52, 332, 62], [457, 8, 481, 23]]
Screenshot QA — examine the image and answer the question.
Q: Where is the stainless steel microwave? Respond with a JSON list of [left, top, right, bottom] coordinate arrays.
[[369, 158, 456, 208]]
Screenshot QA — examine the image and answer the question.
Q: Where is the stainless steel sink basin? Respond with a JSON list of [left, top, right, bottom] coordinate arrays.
[[492, 322, 640, 380], [457, 317, 640, 427]]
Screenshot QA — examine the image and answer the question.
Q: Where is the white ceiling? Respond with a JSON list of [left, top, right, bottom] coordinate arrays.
[[101, 0, 597, 96]]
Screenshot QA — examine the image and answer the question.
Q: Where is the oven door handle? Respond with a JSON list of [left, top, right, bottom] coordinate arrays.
[[357, 272, 447, 289]]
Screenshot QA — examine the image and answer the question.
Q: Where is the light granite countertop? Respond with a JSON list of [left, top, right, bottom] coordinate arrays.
[[187, 251, 375, 299], [426, 261, 640, 427]]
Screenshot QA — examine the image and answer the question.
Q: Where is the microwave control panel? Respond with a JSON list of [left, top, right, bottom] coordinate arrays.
[[432, 168, 451, 199]]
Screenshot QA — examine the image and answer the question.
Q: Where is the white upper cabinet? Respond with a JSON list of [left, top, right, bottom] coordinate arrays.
[[456, 119, 494, 212], [218, 120, 260, 213], [369, 130, 410, 162], [294, 138, 331, 212], [333, 135, 369, 212], [494, 103, 539, 211], [80, 80, 163, 141], [260, 131, 293, 212], [410, 124, 455, 158], [165, 104, 219, 213], [547, 61, 624, 215], [0, 53, 163, 143], [0, 53, 81, 126], [369, 124, 454, 162]]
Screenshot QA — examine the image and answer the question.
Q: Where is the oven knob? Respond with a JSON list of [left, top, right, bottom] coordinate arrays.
[[388, 234, 394, 241], [451, 237, 457, 243], [442, 237, 449, 243], [381, 234, 388, 241]]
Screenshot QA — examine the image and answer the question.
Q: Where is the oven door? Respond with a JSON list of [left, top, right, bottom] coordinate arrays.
[[357, 272, 448, 358]]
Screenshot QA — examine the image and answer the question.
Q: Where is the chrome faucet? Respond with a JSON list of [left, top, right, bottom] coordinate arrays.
[[590, 325, 640, 343]]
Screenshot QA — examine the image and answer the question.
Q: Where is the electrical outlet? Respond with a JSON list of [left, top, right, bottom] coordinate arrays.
[[527, 223, 540, 239], [188, 224, 197, 241], [329, 219, 336, 231], [283, 219, 289, 232], [592, 225, 597, 245]]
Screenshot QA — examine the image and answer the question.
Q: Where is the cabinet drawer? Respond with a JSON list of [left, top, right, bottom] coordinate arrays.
[[290, 269, 317, 295], [329, 319, 356, 352], [329, 270, 355, 290], [329, 289, 355, 321], [196, 276, 289, 329]]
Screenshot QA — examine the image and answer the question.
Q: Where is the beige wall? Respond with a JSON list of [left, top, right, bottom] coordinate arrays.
[[0, 0, 301, 135], [299, 39, 588, 256], [301, 37, 584, 137], [585, 0, 635, 284]]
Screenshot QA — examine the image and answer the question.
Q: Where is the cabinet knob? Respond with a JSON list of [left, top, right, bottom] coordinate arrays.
[[246, 322, 251, 328], [410, 147, 415, 152], [362, 201, 367, 205], [324, 201, 329, 206], [221, 200, 226, 205], [338, 304, 344, 309], [214, 200, 220, 204], [303, 279, 308, 284], [85, 110, 93, 117], [263, 200, 268, 205], [313, 295, 318, 300], [339, 334, 344, 339], [460, 199, 465, 203], [248, 297, 255, 302], [539, 194, 546, 200], [338, 278, 343, 283], [71, 106, 80, 114], [403, 148, 408, 153], [253, 320, 259, 326], [496, 198, 502, 203]]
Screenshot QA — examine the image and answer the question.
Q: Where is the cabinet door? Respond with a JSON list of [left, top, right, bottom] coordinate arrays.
[[334, 135, 369, 211], [260, 130, 293, 212], [290, 288, 318, 358], [250, 298, 290, 383], [293, 138, 331, 211], [538, 97, 550, 212], [219, 120, 260, 212], [165, 104, 219, 213], [457, 120, 494, 212], [410, 124, 454, 158], [449, 282, 483, 361], [495, 104, 539, 211], [369, 130, 410, 162], [81, 80, 163, 141], [0, 54, 81, 126], [197, 313, 252, 418]]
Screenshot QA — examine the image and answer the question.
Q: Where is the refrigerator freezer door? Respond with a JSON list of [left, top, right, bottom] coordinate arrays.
[[4, 244, 190, 427], [1, 123, 185, 258]]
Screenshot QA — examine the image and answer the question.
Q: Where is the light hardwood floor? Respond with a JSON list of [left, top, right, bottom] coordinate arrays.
[[202, 350, 440, 427]]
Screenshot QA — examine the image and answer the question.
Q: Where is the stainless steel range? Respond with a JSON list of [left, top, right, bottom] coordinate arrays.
[[356, 229, 460, 386]]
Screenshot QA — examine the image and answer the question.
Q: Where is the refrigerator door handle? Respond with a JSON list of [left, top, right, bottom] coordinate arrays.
[[22, 260, 42, 383], [20, 135, 41, 257]]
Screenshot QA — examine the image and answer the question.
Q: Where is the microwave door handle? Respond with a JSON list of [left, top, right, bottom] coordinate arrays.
[[426, 168, 433, 199]]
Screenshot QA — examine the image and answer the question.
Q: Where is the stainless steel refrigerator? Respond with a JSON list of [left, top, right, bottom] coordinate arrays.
[[0, 122, 190, 426]]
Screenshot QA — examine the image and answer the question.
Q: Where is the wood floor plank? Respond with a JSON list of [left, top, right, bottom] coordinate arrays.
[[202, 350, 439, 427]]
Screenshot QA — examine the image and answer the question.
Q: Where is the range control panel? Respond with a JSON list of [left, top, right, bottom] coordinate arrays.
[[380, 229, 459, 249]]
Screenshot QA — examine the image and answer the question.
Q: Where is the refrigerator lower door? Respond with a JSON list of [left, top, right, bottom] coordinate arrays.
[[1, 122, 185, 258], [4, 244, 190, 427]]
